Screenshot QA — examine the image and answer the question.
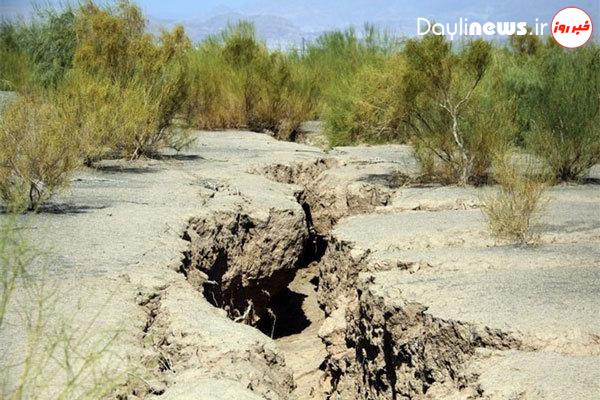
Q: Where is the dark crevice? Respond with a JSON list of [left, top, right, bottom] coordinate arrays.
[[178, 230, 192, 278], [382, 321, 398, 400], [255, 196, 327, 338], [201, 251, 228, 308], [257, 286, 311, 338], [298, 195, 329, 265], [177, 185, 330, 342]]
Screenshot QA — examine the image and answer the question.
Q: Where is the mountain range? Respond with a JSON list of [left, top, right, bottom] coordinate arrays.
[[147, 0, 598, 48], [148, 12, 323, 48], [3, 0, 598, 47]]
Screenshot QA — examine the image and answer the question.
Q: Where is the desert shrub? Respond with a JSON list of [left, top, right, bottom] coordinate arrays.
[[185, 22, 315, 140], [0, 22, 32, 90], [21, 7, 77, 86], [0, 94, 79, 211], [55, 71, 125, 164], [247, 51, 316, 139], [0, 7, 77, 88], [185, 46, 246, 129], [304, 28, 366, 84], [0, 47, 30, 91], [402, 35, 514, 185], [0, 24, 26, 90], [118, 70, 190, 158], [55, 71, 156, 162], [301, 25, 397, 115], [509, 26, 540, 56], [303, 26, 406, 146], [71, 0, 192, 158], [505, 43, 600, 181], [481, 156, 548, 244], [324, 53, 409, 146], [1, 1, 192, 161], [73, 0, 149, 81]]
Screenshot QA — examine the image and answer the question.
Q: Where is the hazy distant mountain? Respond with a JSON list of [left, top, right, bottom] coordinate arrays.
[[240, 0, 598, 29], [148, 12, 416, 49], [146, 0, 597, 48], [6, 0, 598, 45], [149, 12, 321, 48]]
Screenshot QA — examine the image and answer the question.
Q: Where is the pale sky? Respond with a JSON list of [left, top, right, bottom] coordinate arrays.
[[2, 0, 598, 35]]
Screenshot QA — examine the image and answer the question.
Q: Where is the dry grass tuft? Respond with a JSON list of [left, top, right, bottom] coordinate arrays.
[[481, 157, 549, 244]]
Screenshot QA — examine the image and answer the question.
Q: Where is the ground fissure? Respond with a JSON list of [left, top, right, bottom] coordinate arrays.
[[175, 144, 600, 400], [3, 131, 598, 400], [173, 152, 443, 398]]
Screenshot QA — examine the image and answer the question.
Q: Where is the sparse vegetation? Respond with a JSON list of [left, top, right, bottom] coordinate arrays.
[[319, 33, 519, 185], [481, 157, 549, 244], [306, 25, 401, 145], [397, 36, 516, 185], [0, 2, 598, 398], [0, 1, 197, 211], [324, 53, 408, 146], [0, 216, 127, 399], [0, 0, 598, 212], [72, 0, 193, 159], [0, 217, 31, 328]]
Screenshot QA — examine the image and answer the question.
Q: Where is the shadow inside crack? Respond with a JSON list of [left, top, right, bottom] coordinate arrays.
[[258, 287, 311, 339]]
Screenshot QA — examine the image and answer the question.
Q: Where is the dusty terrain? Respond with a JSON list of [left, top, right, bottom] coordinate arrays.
[[1, 130, 598, 399]]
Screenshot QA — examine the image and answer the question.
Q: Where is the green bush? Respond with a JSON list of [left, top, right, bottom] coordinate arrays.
[[0, 7, 77, 88], [301, 25, 397, 115], [324, 53, 408, 146], [56, 71, 152, 163], [509, 26, 541, 56], [72, 1, 192, 159], [0, 94, 79, 211], [185, 22, 315, 140], [402, 35, 513, 185], [185, 45, 246, 130], [0, 47, 30, 91], [321, 33, 515, 171], [1, 1, 193, 167], [247, 51, 315, 139], [506, 43, 600, 181], [0, 22, 32, 90], [56, 71, 123, 164]]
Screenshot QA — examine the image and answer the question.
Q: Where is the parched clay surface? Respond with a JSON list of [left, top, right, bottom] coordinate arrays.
[[319, 183, 600, 399], [1, 130, 598, 400], [1, 131, 326, 399]]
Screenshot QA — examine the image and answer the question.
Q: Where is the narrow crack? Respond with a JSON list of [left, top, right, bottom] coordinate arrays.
[[120, 288, 169, 398]]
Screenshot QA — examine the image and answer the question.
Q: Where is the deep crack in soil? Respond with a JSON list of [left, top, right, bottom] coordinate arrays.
[[172, 154, 585, 400], [274, 263, 327, 399], [174, 158, 405, 399]]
